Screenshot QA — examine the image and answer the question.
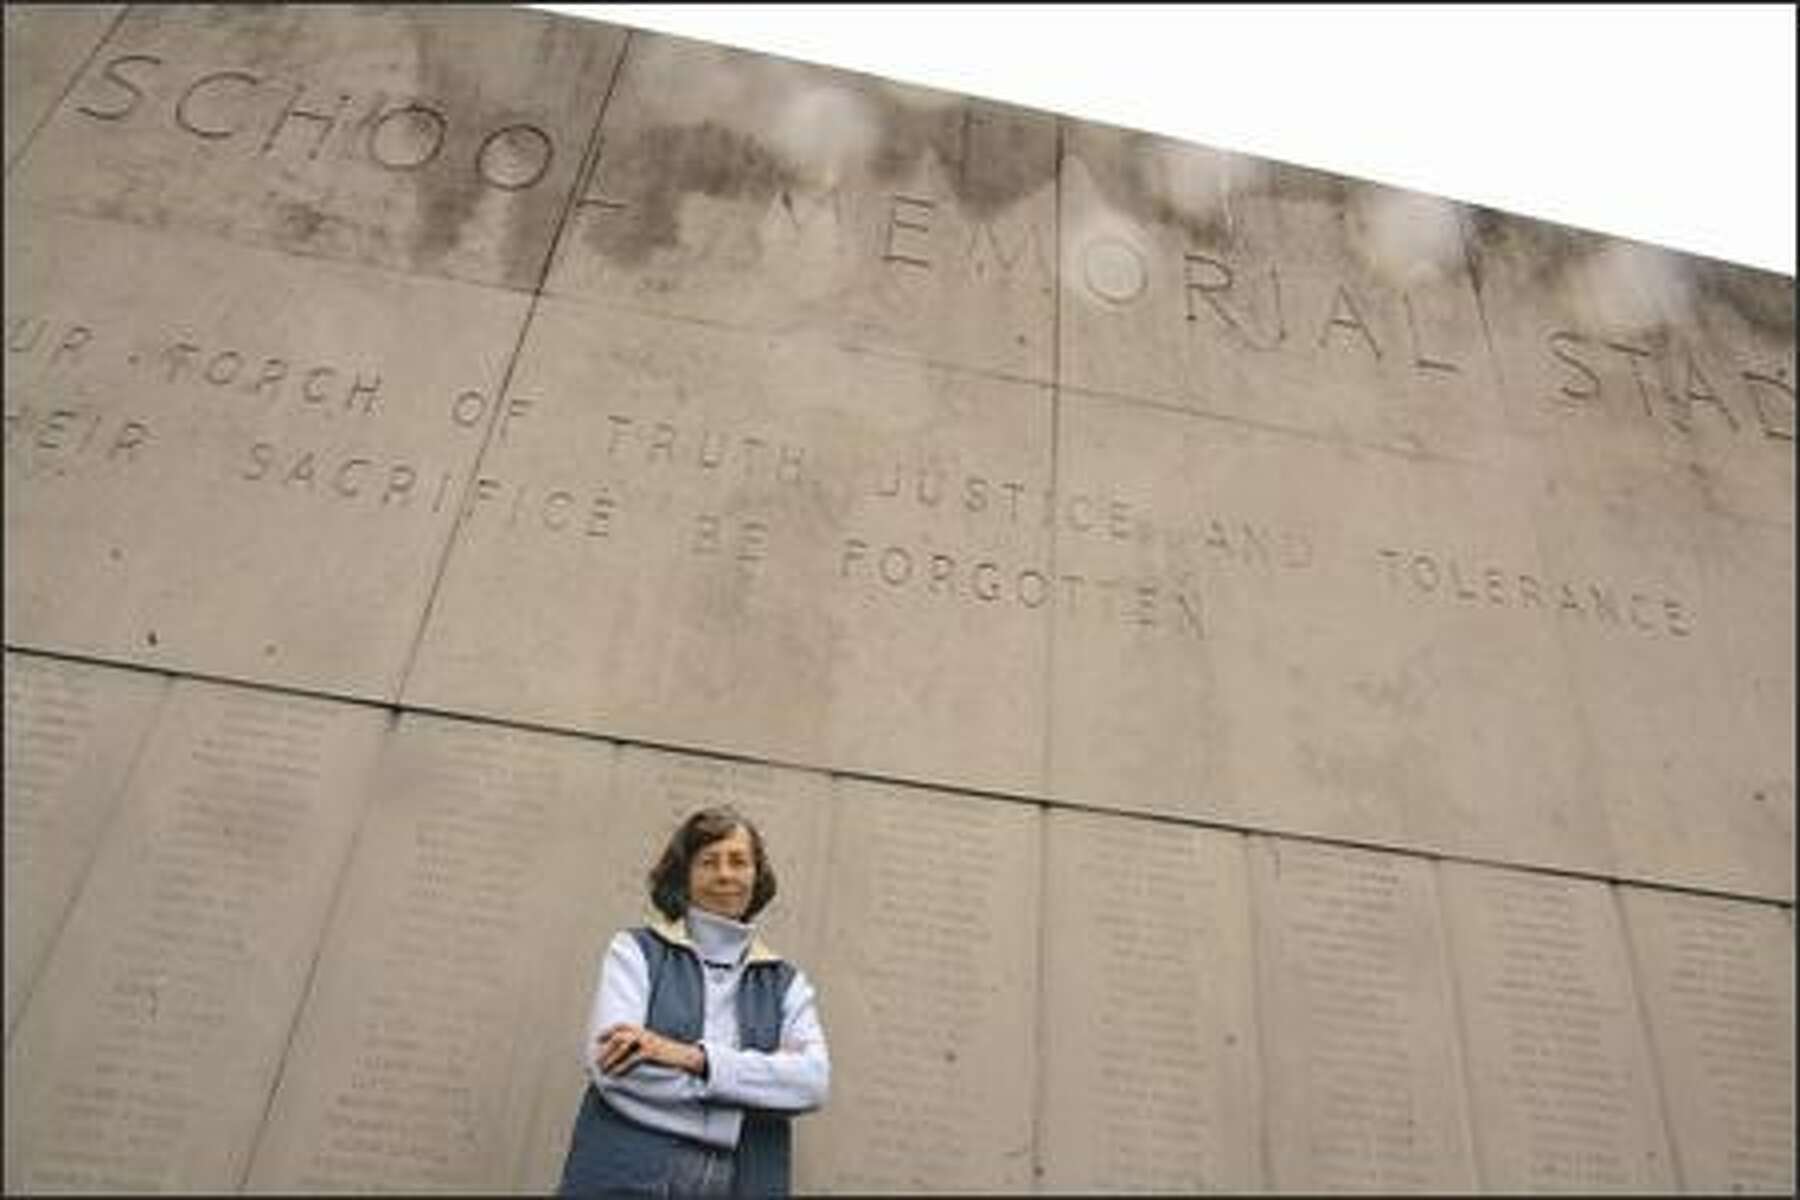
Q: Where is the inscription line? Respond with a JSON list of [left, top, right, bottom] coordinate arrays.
[[6, 644, 1793, 912], [390, 29, 635, 700], [2, 5, 131, 179]]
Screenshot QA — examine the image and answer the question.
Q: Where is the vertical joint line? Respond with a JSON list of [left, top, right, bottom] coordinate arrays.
[[3, 666, 173, 1052], [1609, 883, 1689, 1191], [1039, 117, 1066, 798], [391, 29, 635, 700], [237, 705, 400, 1189], [5, 3, 134, 179], [1428, 860, 1490, 1190]]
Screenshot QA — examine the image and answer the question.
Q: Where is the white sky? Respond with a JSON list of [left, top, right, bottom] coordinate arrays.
[[528, 3, 1797, 277]]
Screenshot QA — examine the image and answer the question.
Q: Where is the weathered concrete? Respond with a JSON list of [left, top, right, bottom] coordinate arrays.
[[3, 3, 1792, 1193]]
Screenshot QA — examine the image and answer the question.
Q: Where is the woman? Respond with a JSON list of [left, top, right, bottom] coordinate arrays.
[[558, 806, 830, 1197]]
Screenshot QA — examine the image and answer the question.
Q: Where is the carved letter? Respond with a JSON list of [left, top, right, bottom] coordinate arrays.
[[1403, 292, 1459, 373], [48, 325, 92, 368], [1546, 330, 1600, 402], [243, 440, 276, 481], [1676, 353, 1739, 432], [109, 421, 150, 462], [1318, 283, 1382, 360], [1742, 368, 1795, 441], [176, 70, 258, 140], [476, 123, 554, 190], [262, 85, 351, 160], [76, 54, 161, 121], [841, 538, 869, 578], [883, 195, 934, 268], [1603, 341, 1658, 418], [367, 103, 447, 170]]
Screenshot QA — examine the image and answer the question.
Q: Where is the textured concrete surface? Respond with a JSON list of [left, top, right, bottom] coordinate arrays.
[[2, 679, 386, 1192], [1249, 837, 1478, 1192], [1038, 812, 1262, 1192], [2, 5, 124, 170], [3, 3, 1792, 1194], [1440, 862, 1675, 1192], [2, 654, 163, 1041]]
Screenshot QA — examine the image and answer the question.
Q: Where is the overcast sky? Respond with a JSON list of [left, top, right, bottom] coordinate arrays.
[[528, 3, 1796, 277]]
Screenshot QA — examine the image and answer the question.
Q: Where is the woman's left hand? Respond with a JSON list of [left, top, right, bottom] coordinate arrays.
[[596, 1023, 706, 1077]]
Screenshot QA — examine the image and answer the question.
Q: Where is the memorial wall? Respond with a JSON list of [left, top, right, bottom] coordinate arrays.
[[4, 4, 1793, 1192]]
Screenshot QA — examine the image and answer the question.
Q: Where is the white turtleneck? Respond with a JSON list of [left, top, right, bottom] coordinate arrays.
[[583, 908, 831, 1150]]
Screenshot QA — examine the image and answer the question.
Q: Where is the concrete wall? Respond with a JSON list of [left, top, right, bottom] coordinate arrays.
[[5, 4, 1792, 1192]]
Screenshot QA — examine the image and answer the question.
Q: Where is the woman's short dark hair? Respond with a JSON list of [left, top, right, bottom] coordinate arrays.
[[648, 806, 778, 921]]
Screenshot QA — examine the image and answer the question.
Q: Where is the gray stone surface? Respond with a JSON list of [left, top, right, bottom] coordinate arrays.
[[3, 209, 530, 699], [1059, 123, 1504, 461], [1620, 888, 1795, 1194], [402, 300, 1054, 795], [1038, 810, 1262, 1192], [1439, 862, 1675, 1191], [1048, 389, 1612, 875], [1539, 490, 1795, 899], [548, 31, 1057, 380], [2, 679, 385, 1193], [244, 715, 616, 1193], [8, 3, 627, 290], [1, 4, 1793, 1194], [3, 652, 165, 1041], [1462, 209, 1795, 528], [1249, 837, 1478, 1192], [801, 781, 1039, 1192], [2, 4, 124, 171]]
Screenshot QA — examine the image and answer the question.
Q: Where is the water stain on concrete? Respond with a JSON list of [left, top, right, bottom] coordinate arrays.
[[582, 45, 1055, 269]]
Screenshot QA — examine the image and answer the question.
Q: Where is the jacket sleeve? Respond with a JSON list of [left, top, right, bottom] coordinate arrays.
[[583, 931, 744, 1150], [698, 968, 831, 1113]]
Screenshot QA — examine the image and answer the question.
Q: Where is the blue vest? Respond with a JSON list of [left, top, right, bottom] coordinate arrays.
[[558, 926, 797, 1197]]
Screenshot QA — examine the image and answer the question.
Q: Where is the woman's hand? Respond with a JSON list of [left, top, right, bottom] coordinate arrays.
[[596, 1023, 707, 1077]]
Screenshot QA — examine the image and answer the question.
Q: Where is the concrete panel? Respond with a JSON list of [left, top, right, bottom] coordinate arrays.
[[1050, 390, 1613, 876], [1534, 486, 1792, 899], [802, 781, 1039, 1192], [1059, 123, 1504, 461], [7, 4, 626, 291], [1439, 863, 1675, 1191], [547, 32, 1057, 380], [1249, 837, 1477, 1192], [403, 301, 1052, 795], [1461, 208, 1794, 529], [1, 680, 385, 1193], [244, 716, 615, 1193], [3, 209, 529, 699], [3, 651, 165, 1041], [2, 4, 123, 170], [1038, 810, 1261, 1192], [1620, 888, 1795, 1194]]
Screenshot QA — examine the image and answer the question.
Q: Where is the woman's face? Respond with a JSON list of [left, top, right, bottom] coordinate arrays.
[[687, 826, 756, 920]]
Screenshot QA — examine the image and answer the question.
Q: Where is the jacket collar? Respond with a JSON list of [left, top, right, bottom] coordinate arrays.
[[646, 908, 783, 964]]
